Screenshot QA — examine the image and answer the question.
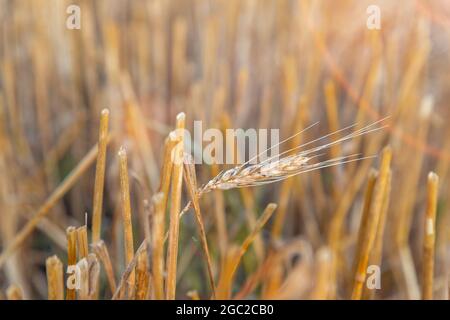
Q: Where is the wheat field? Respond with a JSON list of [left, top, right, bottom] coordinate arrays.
[[0, 0, 449, 300]]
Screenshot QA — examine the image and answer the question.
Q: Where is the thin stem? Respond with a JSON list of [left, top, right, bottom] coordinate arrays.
[[118, 147, 135, 298], [422, 172, 439, 300], [0, 136, 111, 269], [92, 109, 109, 243]]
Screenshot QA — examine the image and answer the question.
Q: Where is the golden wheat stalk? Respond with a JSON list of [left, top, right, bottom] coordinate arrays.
[[150, 192, 166, 300], [91, 240, 117, 294], [66, 227, 77, 300], [6, 285, 23, 300], [118, 147, 135, 299], [200, 118, 387, 193], [166, 112, 186, 300], [174, 118, 388, 221], [0, 136, 111, 269], [352, 146, 392, 300], [92, 109, 110, 243]]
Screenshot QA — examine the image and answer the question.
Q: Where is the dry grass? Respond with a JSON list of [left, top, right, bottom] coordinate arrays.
[[0, 0, 449, 301], [66, 226, 77, 300], [91, 109, 110, 243], [150, 192, 166, 300], [118, 147, 135, 298], [165, 112, 186, 300], [46, 255, 64, 300]]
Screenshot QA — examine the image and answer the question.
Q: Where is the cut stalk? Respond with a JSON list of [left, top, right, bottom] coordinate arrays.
[[66, 226, 77, 300], [76, 258, 89, 300], [118, 147, 135, 298], [87, 254, 100, 300], [352, 169, 378, 277], [422, 172, 439, 300], [135, 249, 149, 300], [165, 112, 185, 300], [77, 225, 89, 259], [6, 285, 23, 300], [351, 146, 391, 300], [311, 247, 333, 299], [46, 255, 64, 300], [364, 170, 391, 299]]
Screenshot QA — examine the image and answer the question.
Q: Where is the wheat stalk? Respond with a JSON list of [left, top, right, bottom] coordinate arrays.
[[311, 247, 333, 299], [0, 136, 111, 269], [115, 117, 388, 300], [77, 225, 89, 259], [165, 112, 186, 300], [175, 118, 387, 222], [352, 146, 392, 300], [183, 154, 216, 298], [135, 249, 150, 300], [66, 226, 77, 300], [6, 284, 23, 300], [200, 119, 386, 193], [422, 172, 439, 300], [364, 170, 392, 299], [46, 255, 64, 300], [150, 192, 165, 300]]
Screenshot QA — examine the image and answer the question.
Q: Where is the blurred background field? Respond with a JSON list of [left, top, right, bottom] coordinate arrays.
[[0, 0, 449, 299]]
